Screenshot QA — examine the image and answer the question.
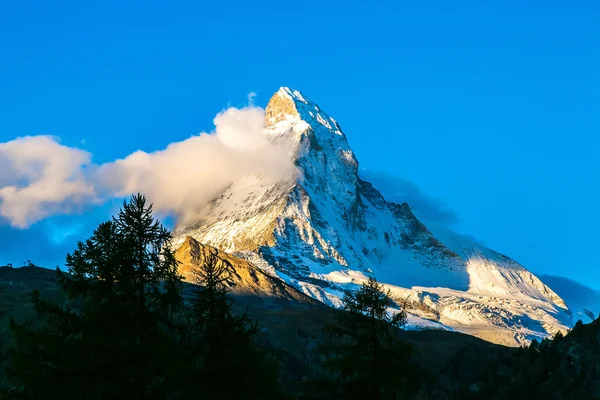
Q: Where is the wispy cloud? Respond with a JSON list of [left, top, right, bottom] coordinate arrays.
[[539, 274, 600, 308], [360, 169, 459, 226]]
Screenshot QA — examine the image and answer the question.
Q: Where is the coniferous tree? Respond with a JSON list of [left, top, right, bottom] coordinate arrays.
[[180, 251, 282, 399], [314, 277, 423, 400], [4, 194, 183, 399]]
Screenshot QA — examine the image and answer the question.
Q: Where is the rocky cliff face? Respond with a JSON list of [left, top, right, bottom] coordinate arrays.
[[173, 87, 572, 346], [174, 236, 319, 309]]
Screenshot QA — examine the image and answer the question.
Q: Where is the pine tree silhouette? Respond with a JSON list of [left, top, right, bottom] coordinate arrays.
[[4, 194, 183, 399], [314, 277, 423, 400], [178, 250, 282, 399]]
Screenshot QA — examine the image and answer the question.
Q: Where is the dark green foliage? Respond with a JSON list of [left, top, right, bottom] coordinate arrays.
[[177, 252, 282, 399], [311, 277, 424, 399], [3, 194, 183, 399], [446, 317, 600, 400], [490, 318, 600, 400]]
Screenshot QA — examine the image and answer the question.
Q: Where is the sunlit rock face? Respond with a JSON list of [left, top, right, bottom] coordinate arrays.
[[174, 236, 318, 308], [173, 87, 572, 346]]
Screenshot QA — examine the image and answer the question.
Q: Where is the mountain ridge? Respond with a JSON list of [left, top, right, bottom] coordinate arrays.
[[173, 86, 572, 346]]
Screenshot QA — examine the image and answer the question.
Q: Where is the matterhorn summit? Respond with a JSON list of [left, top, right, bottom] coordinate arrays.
[[173, 87, 572, 346]]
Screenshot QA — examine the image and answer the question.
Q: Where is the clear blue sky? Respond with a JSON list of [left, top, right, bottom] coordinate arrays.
[[0, 1, 599, 288]]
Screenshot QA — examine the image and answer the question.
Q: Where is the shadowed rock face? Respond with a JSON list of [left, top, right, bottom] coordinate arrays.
[[174, 236, 320, 308]]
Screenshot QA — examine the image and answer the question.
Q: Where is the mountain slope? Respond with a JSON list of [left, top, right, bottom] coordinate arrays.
[[173, 87, 572, 346], [174, 236, 319, 309], [538, 274, 600, 323]]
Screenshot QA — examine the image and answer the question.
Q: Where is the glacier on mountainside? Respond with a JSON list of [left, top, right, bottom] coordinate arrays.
[[173, 87, 573, 346]]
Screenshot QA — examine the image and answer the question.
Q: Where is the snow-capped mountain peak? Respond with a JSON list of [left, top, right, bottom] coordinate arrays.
[[265, 87, 353, 158], [266, 87, 343, 134], [173, 87, 572, 346]]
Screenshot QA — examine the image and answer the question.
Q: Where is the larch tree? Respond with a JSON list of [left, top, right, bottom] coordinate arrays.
[[316, 277, 423, 400], [4, 194, 183, 399], [180, 251, 282, 399]]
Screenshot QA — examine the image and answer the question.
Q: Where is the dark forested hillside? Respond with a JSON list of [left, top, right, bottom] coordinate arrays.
[[2, 263, 600, 398], [0, 264, 511, 397], [0, 197, 598, 399]]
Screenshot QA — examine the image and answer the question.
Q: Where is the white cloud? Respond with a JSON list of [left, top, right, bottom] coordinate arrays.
[[0, 136, 96, 228], [96, 105, 296, 224], [247, 92, 257, 106], [0, 104, 298, 228]]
